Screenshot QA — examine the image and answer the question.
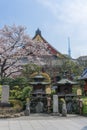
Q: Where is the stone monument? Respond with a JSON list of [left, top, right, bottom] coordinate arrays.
[[0, 85, 10, 107], [1, 85, 9, 103], [53, 95, 59, 115]]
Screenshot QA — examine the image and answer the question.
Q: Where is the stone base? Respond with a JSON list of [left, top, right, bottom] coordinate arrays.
[[0, 102, 11, 107], [62, 114, 67, 117], [52, 113, 60, 116], [24, 109, 30, 116]]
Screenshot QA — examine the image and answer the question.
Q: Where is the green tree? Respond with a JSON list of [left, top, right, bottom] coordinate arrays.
[[9, 77, 29, 90], [10, 85, 32, 100], [61, 59, 83, 78], [22, 63, 41, 79], [10, 85, 22, 99], [21, 86, 32, 100]]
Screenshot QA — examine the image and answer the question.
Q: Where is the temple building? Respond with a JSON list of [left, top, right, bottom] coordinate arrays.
[[17, 28, 65, 66], [32, 29, 66, 77], [32, 28, 64, 58]]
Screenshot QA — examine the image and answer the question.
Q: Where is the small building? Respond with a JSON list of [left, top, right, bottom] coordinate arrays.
[[77, 56, 87, 67], [55, 78, 77, 98], [53, 78, 77, 113], [79, 68, 87, 96]]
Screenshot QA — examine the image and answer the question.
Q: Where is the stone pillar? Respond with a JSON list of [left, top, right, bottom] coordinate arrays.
[[1, 85, 9, 103], [47, 96, 51, 113], [62, 103, 67, 116], [24, 98, 30, 116], [53, 95, 59, 115]]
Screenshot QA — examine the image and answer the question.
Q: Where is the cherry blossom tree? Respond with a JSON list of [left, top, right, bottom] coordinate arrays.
[[0, 25, 33, 79], [0, 25, 52, 79]]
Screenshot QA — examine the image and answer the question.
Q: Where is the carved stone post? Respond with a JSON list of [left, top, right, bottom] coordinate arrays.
[[47, 96, 51, 113], [24, 98, 30, 116], [53, 95, 59, 115]]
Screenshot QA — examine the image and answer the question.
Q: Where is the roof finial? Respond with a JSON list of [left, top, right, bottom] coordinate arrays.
[[36, 28, 41, 35]]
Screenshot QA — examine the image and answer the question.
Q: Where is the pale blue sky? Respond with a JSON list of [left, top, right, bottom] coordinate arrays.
[[0, 0, 87, 58]]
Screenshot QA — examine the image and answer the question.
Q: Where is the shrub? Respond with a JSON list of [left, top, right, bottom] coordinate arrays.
[[10, 100, 23, 112]]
